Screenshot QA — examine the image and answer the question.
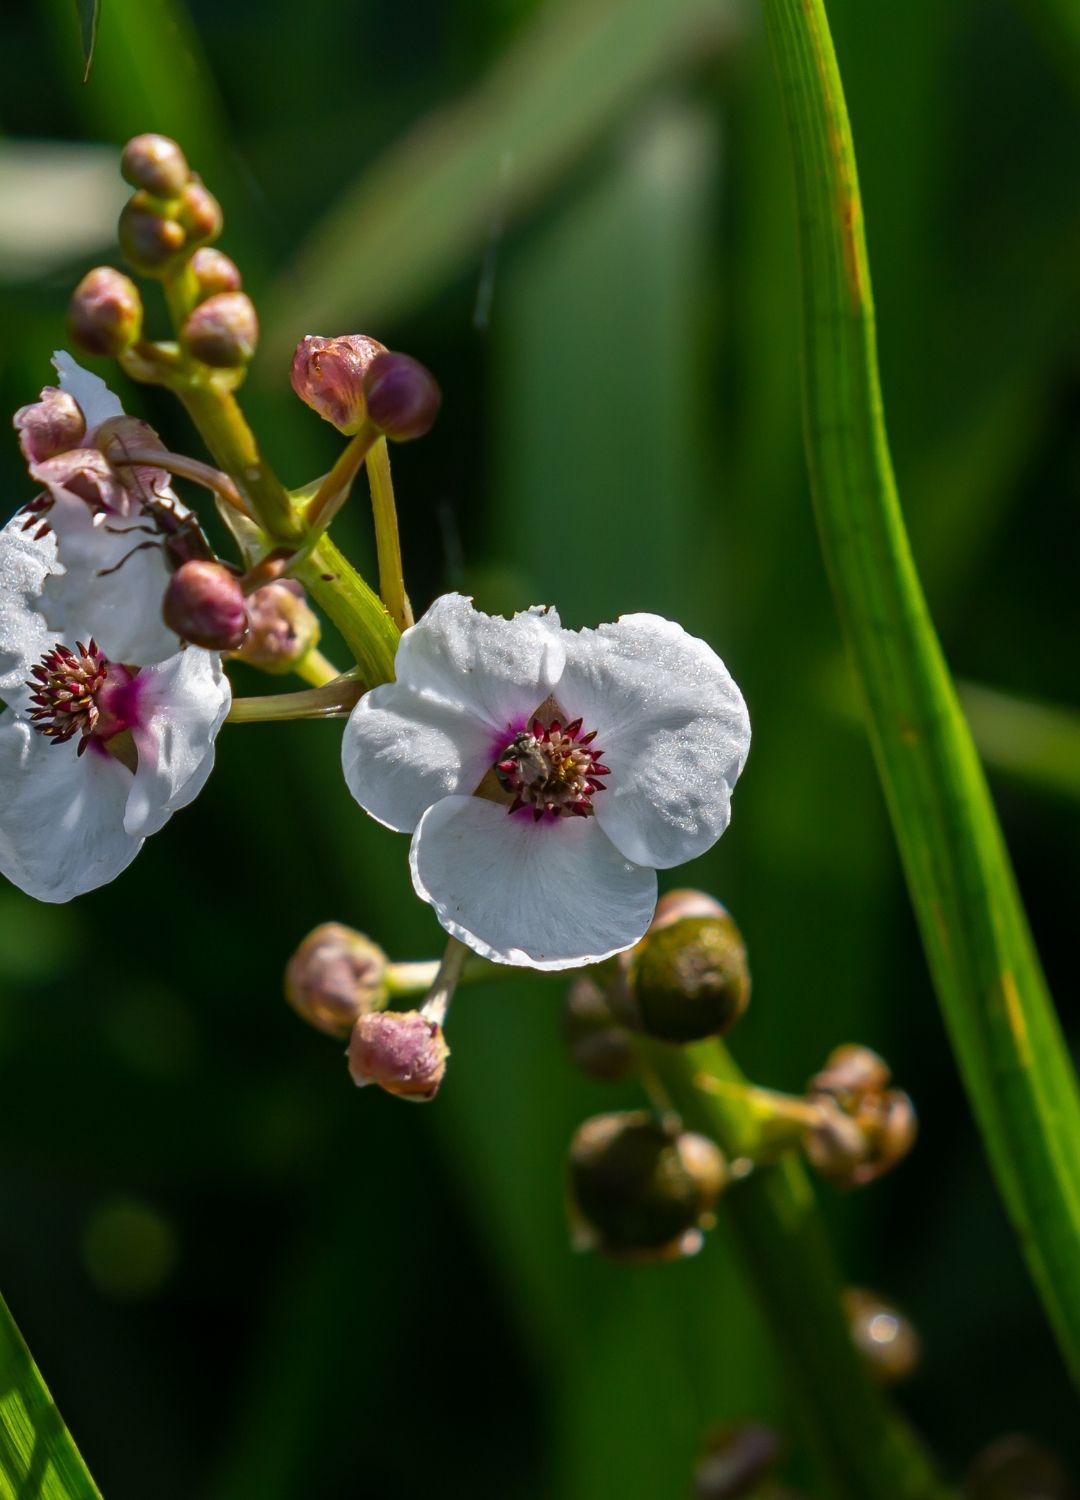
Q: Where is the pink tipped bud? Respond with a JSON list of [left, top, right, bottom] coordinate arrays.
[[285, 923, 388, 1037], [14, 387, 86, 464], [650, 888, 727, 932], [190, 247, 242, 301], [120, 134, 190, 200], [162, 560, 248, 650], [231, 581, 320, 675], [118, 193, 187, 275], [290, 333, 387, 434], [363, 351, 441, 441], [68, 267, 144, 358], [348, 1009, 449, 1101], [180, 293, 258, 369], [178, 179, 223, 244]]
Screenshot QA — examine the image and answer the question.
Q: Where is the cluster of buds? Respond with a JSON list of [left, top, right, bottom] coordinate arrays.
[[804, 1044, 917, 1189], [567, 1110, 727, 1262], [162, 560, 321, 665], [285, 922, 453, 1102], [68, 134, 256, 377], [291, 334, 442, 443]]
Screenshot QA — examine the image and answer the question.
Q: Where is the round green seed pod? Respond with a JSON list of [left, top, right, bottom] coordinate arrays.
[[615, 911, 750, 1043]]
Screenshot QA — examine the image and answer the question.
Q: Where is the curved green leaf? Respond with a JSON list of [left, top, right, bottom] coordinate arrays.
[[75, 0, 100, 82], [0, 1292, 101, 1499], [761, 0, 1080, 1390]]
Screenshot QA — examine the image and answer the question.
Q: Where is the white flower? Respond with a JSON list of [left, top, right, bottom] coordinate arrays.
[[0, 357, 231, 902], [342, 594, 750, 970]]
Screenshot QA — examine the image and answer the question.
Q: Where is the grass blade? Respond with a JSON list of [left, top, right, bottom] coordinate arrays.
[[760, 0, 1080, 1390], [75, 0, 100, 82], [0, 1292, 101, 1499]]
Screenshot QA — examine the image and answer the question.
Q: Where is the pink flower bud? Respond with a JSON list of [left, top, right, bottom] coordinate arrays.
[[650, 888, 727, 932], [14, 387, 86, 464], [178, 180, 223, 244], [162, 560, 248, 650], [68, 267, 144, 358], [290, 334, 387, 434], [285, 923, 388, 1036], [120, 134, 190, 200], [231, 581, 320, 675], [347, 1010, 449, 1101], [180, 293, 259, 368], [362, 351, 441, 441], [190, 247, 242, 301], [119, 193, 187, 275]]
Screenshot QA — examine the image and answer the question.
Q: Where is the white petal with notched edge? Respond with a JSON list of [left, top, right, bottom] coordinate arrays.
[[409, 794, 657, 970], [0, 710, 139, 902], [53, 350, 124, 430], [556, 613, 750, 869], [126, 649, 231, 837]]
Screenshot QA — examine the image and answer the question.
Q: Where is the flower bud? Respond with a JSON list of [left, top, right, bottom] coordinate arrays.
[[810, 1044, 890, 1103], [230, 581, 321, 675], [841, 1288, 921, 1385], [611, 908, 750, 1044], [805, 1042, 917, 1190], [120, 134, 190, 200], [180, 293, 258, 369], [347, 1010, 449, 1101], [190, 247, 242, 301], [290, 333, 387, 434], [964, 1437, 1075, 1500], [14, 387, 86, 464], [68, 267, 144, 358], [285, 922, 388, 1036], [650, 888, 728, 931], [568, 1111, 726, 1259], [118, 193, 187, 275], [178, 179, 223, 244], [162, 560, 248, 650], [694, 1424, 781, 1499], [363, 351, 442, 441], [561, 974, 634, 1082]]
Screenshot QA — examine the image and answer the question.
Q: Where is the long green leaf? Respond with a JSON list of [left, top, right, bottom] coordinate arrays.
[[262, 0, 740, 358], [760, 0, 1080, 1390], [0, 1292, 101, 1499], [75, 0, 100, 82]]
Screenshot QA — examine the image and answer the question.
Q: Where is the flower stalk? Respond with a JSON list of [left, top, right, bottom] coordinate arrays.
[[365, 436, 413, 630]]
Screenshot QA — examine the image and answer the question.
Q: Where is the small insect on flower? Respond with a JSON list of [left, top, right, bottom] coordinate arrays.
[[342, 594, 750, 970]]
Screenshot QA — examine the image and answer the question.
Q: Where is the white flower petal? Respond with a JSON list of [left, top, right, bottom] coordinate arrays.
[[52, 351, 124, 431], [409, 795, 656, 970], [342, 687, 495, 834], [37, 505, 182, 667], [0, 516, 61, 713], [0, 709, 139, 902], [395, 593, 566, 730], [125, 649, 231, 836], [557, 613, 750, 869]]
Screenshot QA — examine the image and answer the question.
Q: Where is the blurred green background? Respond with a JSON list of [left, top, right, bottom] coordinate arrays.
[[1, 0, 1079, 1495]]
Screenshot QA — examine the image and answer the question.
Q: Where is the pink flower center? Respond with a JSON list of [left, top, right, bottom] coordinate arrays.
[[492, 714, 610, 821], [26, 640, 139, 755]]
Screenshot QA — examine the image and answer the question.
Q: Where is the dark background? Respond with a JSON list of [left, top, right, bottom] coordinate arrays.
[[0, 0, 1078, 1494]]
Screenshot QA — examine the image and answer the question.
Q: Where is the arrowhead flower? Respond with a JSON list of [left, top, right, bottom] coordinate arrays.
[[0, 357, 231, 902], [342, 594, 750, 970]]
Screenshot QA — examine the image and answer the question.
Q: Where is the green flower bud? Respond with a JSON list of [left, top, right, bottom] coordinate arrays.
[[178, 179, 223, 245], [694, 1424, 781, 1499], [650, 887, 727, 931], [118, 192, 187, 275], [230, 581, 320, 675], [68, 267, 144, 358], [180, 292, 258, 369], [612, 906, 750, 1044], [347, 1010, 449, 1101], [561, 974, 634, 1082], [120, 134, 190, 200], [190, 247, 243, 301], [568, 1111, 726, 1260], [285, 922, 389, 1037], [842, 1288, 921, 1385]]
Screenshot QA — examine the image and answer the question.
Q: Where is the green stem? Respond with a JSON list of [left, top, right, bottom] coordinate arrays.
[[175, 382, 400, 684], [761, 0, 1080, 1389], [650, 1041, 950, 1500], [227, 678, 364, 724], [365, 438, 413, 630], [0, 1291, 101, 1498], [304, 425, 378, 533]]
